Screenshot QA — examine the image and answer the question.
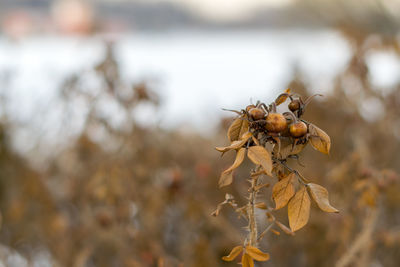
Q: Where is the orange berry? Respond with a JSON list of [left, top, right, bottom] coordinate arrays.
[[289, 121, 308, 138], [265, 113, 287, 133]]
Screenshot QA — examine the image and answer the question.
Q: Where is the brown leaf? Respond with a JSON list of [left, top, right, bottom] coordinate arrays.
[[272, 174, 295, 210], [308, 123, 331, 154], [275, 220, 295, 236], [307, 183, 339, 213], [275, 93, 289, 106], [288, 186, 311, 232], [218, 171, 233, 188], [242, 253, 254, 267], [223, 148, 246, 174], [245, 246, 270, 261], [228, 116, 249, 142], [247, 146, 273, 176], [216, 132, 252, 153], [222, 246, 243, 261], [273, 137, 307, 159]]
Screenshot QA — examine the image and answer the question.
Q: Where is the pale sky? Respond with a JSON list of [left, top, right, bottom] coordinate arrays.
[[138, 0, 295, 21]]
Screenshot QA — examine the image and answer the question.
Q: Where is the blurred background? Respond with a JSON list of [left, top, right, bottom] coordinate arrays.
[[0, 0, 400, 266]]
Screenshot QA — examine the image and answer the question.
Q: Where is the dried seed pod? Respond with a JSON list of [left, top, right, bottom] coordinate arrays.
[[265, 113, 287, 133], [249, 108, 266, 120], [289, 121, 308, 138], [288, 100, 301, 112]]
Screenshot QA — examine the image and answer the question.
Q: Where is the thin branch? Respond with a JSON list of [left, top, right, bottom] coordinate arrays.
[[257, 221, 275, 242]]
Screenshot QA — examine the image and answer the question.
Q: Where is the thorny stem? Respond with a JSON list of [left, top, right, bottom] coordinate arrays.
[[248, 169, 260, 247]]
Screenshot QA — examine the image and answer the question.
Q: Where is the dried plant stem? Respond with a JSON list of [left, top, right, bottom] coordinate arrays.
[[248, 173, 259, 246], [335, 208, 378, 267]]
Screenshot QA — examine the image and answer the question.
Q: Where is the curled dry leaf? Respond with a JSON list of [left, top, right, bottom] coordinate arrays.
[[223, 148, 246, 174], [275, 220, 295, 236], [272, 173, 296, 210], [308, 123, 331, 154], [247, 146, 273, 176], [307, 183, 339, 213], [245, 246, 270, 261], [288, 186, 311, 232], [215, 132, 252, 153], [275, 93, 290, 106], [242, 253, 254, 267], [218, 148, 246, 188], [228, 116, 249, 142], [222, 246, 243, 261]]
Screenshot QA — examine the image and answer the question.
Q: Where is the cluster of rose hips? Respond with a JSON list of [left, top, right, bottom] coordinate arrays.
[[242, 92, 319, 143]]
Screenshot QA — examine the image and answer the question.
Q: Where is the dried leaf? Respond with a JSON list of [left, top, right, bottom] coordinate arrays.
[[307, 183, 339, 213], [247, 146, 273, 176], [222, 246, 243, 261], [223, 148, 246, 174], [275, 93, 290, 106], [245, 246, 270, 261], [273, 137, 307, 159], [218, 171, 233, 188], [216, 132, 252, 153], [242, 253, 254, 267], [288, 186, 311, 232], [309, 123, 331, 154], [272, 174, 295, 210], [275, 221, 295, 236], [228, 116, 249, 142]]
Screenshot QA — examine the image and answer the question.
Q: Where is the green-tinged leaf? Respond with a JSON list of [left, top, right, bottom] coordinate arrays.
[[222, 246, 243, 261], [247, 146, 273, 175], [246, 246, 270, 261], [288, 186, 311, 232], [307, 183, 339, 213], [228, 116, 249, 142], [308, 123, 331, 154], [272, 173, 296, 210]]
